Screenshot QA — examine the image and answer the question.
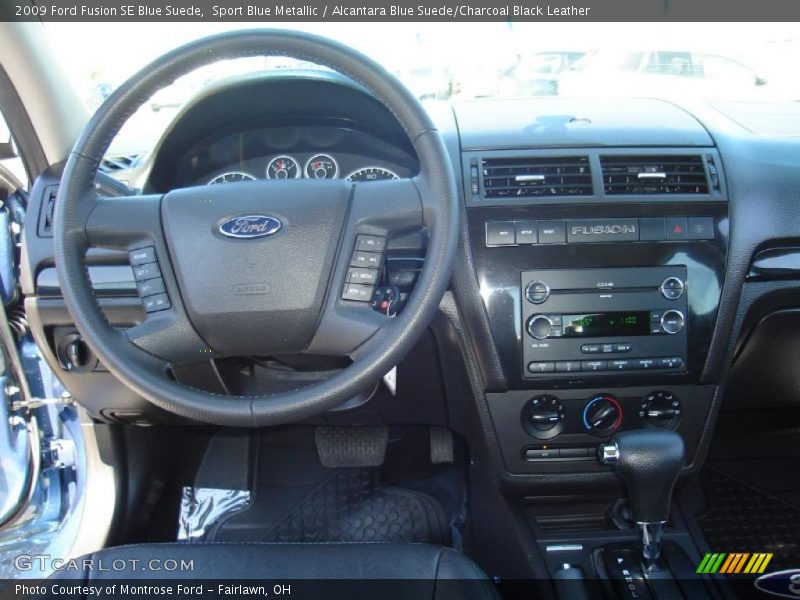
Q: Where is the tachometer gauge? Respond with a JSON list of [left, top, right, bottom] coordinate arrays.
[[346, 167, 400, 182], [208, 172, 256, 185], [305, 154, 339, 179], [266, 155, 301, 180]]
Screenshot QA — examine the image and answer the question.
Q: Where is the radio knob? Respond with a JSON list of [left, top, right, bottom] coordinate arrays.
[[525, 280, 550, 304], [660, 277, 685, 300], [660, 310, 685, 335], [527, 315, 553, 339]]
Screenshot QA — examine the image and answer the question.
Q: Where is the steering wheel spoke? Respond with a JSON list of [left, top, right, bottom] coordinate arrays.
[[84, 193, 163, 250]]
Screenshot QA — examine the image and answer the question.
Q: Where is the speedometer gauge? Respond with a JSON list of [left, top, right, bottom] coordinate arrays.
[[346, 167, 400, 182], [305, 154, 338, 179], [267, 155, 301, 179], [208, 172, 256, 185]]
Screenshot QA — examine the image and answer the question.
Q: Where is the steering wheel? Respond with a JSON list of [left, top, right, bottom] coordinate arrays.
[[54, 30, 459, 427]]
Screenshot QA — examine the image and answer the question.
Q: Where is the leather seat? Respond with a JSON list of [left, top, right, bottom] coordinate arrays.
[[53, 542, 499, 599]]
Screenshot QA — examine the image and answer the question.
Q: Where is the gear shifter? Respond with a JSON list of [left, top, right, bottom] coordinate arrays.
[[599, 429, 685, 570]]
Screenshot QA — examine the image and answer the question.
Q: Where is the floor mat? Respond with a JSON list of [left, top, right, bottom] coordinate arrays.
[[697, 466, 800, 571], [208, 428, 449, 545]]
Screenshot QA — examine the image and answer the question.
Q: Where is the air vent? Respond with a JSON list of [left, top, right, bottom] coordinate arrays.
[[38, 186, 58, 237], [600, 155, 708, 195], [482, 156, 592, 199], [99, 153, 140, 174]]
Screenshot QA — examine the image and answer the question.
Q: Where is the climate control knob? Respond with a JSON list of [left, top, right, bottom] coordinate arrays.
[[527, 315, 553, 339], [522, 394, 565, 440], [583, 394, 623, 437], [640, 391, 681, 429]]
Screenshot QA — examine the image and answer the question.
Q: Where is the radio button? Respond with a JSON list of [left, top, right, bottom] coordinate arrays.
[[660, 276, 685, 300], [581, 360, 608, 371], [601, 343, 615, 353], [486, 221, 516, 246], [581, 344, 601, 354], [634, 358, 658, 370], [525, 281, 550, 304], [661, 310, 685, 335], [527, 315, 553, 339], [555, 361, 582, 373], [659, 357, 684, 369], [528, 361, 555, 374], [538, 221, 567, 244], [515, 221, 538, 244], [614, 343, 632, 353], [610, 359, 633, 370]]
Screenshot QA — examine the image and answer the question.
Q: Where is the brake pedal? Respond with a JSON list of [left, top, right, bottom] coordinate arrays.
[[315, 426, 389, 468]]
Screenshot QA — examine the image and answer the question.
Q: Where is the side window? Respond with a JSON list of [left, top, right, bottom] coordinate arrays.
[[699, 55, 758, 85], [0, 112, 27, 191]]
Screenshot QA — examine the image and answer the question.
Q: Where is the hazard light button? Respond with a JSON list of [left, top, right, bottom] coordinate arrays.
[[666, 217, 688, 241]]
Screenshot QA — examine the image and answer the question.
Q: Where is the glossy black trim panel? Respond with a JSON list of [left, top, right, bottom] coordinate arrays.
[[468, 202, 729, 390]]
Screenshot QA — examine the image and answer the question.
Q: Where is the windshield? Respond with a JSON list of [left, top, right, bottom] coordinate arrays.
[[42, 22, 800, 154]]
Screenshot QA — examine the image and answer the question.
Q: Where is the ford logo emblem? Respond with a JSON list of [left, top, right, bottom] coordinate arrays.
[[218, 215, 282, 239]]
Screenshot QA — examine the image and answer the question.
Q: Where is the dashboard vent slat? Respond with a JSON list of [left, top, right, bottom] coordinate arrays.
[[482, 156, 592, 199], [600, 155, 709, 195]]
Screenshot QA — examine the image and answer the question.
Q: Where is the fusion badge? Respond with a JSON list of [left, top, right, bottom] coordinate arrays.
[[218, 215, 282, 239]]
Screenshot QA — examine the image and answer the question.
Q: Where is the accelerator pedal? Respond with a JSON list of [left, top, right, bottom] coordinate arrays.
[[430, 426, 454, 464]]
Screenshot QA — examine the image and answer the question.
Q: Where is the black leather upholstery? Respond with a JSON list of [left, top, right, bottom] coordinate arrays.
[[53, 543, 499, 599]]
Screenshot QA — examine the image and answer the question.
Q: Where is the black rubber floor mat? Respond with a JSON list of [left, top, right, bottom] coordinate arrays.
[[209, 429, 448, 545], [262, 467, 447, 544], [697, 466, 800, 571]]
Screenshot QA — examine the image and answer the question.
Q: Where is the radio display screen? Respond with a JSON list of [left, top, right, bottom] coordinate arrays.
[[562, 312, 650, 337]]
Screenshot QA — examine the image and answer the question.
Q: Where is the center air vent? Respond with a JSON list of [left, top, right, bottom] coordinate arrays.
[[482, 156, 592, 198], [600, 155, 708, 195]]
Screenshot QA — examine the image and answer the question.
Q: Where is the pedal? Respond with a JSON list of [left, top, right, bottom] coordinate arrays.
[[315, 426, 389, 468], [430, 426, 454, 464]]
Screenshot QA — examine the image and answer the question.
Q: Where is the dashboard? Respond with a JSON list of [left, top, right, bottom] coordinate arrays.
[[18, 70, 800, 492], [174, 124, 415, 188]]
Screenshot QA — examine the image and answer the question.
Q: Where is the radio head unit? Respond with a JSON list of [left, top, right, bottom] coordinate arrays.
[[521, 267, 688, 378]]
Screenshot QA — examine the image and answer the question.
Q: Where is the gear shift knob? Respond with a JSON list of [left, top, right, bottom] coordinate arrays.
[[599, 429, 685, 568]]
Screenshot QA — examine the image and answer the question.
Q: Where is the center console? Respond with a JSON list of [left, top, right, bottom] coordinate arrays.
[[461, 145, 729, 477]]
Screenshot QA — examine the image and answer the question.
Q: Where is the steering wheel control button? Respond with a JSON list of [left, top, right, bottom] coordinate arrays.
[[485, 221, 515, 246], [143, 294, 171, 313], [525, 280, 550, 304], [515, 221, 538, 244], [583, 394, 623, 437], [537, 221, 567, 244], [137, 278, 166, 297], [660, 310, 685, 335], [342, 283, 374, 302], [347, 267, 379, 286], [132, 261, 161, 281], [522, 394, 565, 439], [527, 315, 553, 339], [640, 391, 681, 429], [355, 235, 386, 253], [660, 276, 685, 300], [350, 250, 383, 269], [129, 246, 156, 266]]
